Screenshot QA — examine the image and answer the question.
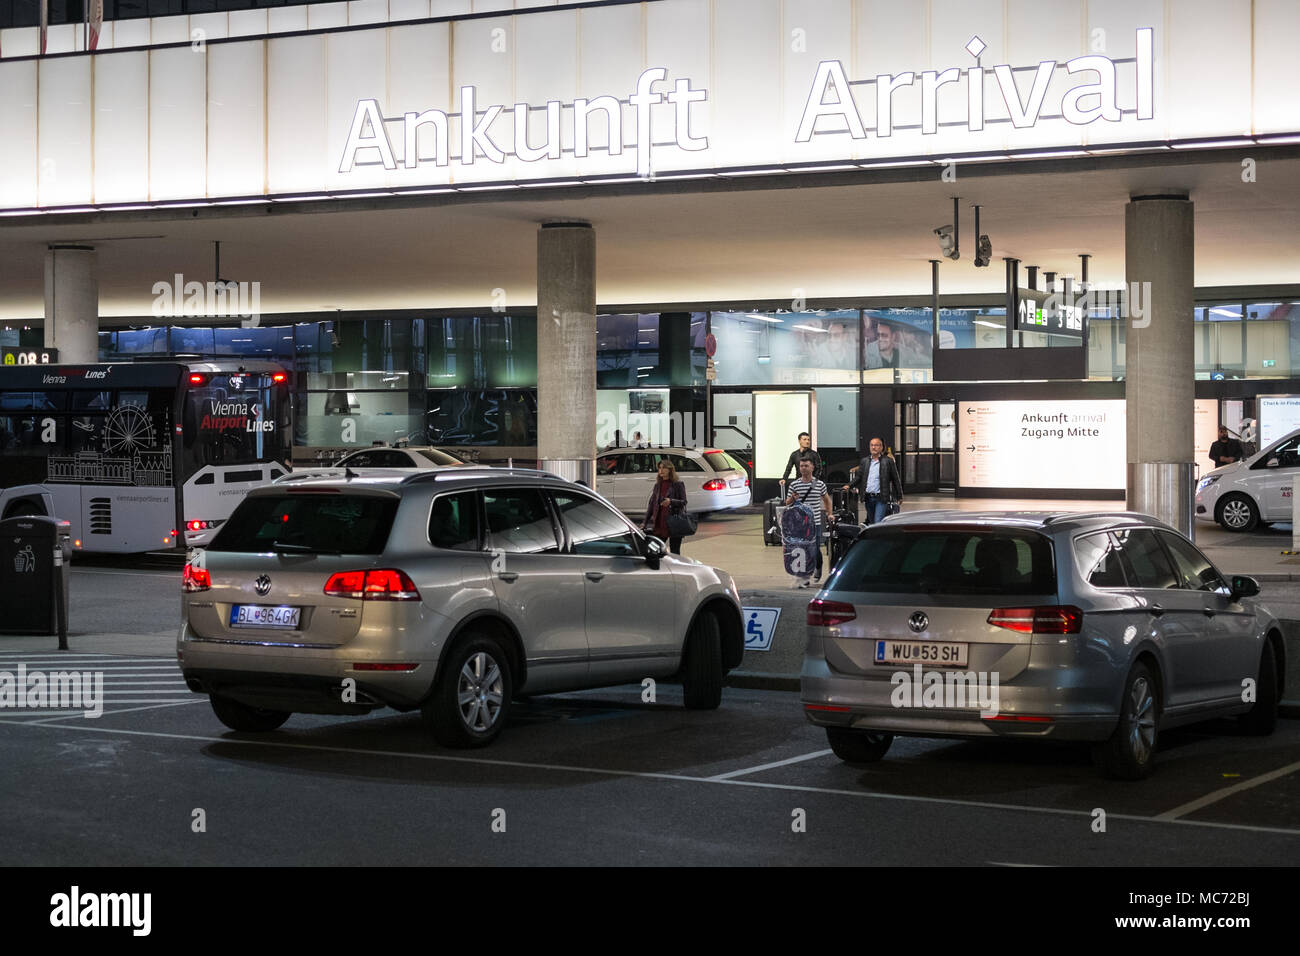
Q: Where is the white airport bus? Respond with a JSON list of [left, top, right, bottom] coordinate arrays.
[[0, 359, 291, 553]]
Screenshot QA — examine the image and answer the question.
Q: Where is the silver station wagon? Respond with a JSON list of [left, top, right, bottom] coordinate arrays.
[[178, 469, 745, 747], [801, 511, 1285, 778]]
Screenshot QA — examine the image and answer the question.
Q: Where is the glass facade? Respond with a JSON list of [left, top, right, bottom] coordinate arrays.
[[1087, 300, 1300, 381], [93, 298, 1300, 461]]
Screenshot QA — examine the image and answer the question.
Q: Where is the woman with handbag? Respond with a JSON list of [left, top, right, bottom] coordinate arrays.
[[643, 458, 689, 555]]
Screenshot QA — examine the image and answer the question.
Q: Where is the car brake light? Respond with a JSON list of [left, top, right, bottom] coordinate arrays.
[[272, 372, 287, 383], [987, 605, 1083, 634], [807, 599, 856, 627], [324, 569, 421, 601], [183, 563, 211, 592], [702, 479, 726, 491], [189, 373, 206, 385]]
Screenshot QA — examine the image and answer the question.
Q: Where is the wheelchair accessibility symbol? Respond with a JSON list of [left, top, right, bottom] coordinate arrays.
[[742, 607, 780, 651]]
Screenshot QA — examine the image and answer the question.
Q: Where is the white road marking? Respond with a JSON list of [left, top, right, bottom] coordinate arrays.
[[987, 861, 1051, 867], [2, 717, 1297, 837], [1155, 757, 1300, 821], [27, 700, 202, 723], [708, 749, 833, 780]]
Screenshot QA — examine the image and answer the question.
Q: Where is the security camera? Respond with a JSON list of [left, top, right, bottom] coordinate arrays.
[[934, 225, 958, 260], [974, 234, 992, 267]]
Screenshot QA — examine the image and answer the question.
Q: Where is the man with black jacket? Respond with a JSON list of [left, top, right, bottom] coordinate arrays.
[[844, 437, 903, 524], [780, 432, 823, 488]]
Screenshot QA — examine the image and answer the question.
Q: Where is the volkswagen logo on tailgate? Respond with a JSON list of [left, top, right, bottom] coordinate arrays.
[[254, 574, 272, 596], [908, 611, 929, 633]]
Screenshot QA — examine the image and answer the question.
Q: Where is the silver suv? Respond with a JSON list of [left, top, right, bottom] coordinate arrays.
[[178, 469, 744, 747], [801, 511, 1284, 779]]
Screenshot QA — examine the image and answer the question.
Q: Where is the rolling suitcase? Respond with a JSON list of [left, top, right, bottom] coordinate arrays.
[[832, 487, 859, 524], [781, 503, 818, 577], [763, 497, 785, 547]]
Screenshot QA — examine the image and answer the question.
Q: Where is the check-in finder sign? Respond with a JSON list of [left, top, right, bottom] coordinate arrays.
[[960, 400, 1126, 491]]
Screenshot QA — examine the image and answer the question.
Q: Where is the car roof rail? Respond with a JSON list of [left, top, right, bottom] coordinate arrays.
[[1041, 511, 1146, 526], [401, 467, 570, 486]]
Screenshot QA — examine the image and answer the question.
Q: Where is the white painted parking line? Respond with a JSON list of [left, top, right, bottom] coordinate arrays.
[[708, 749, 833, 780], [2, 717, 1297, 838], [987, 861, 1051, 867], [1155, 757, 1300, 821], [27, 700, 203, 723]]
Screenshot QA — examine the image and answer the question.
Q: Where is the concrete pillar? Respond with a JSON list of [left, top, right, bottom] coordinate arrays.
[[1125, 194, 1195, 536], [44, 244, 99, 364], [537, 222, 596, 485]]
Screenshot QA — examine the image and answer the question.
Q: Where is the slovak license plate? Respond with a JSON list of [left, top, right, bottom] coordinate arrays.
[[230, 605, 302, 629], [874, 640, 968, 666]]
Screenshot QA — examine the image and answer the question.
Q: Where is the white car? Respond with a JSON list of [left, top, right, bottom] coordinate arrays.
[[280, 446, 469, 483], [1196, 427, 1300, 531], [594, 447, 751, 517]]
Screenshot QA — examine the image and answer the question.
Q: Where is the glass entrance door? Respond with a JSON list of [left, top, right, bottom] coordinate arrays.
[[895, 400, 956, 492]]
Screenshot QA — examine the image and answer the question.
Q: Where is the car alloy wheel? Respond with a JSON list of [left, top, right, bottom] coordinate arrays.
[[425, 633, 514, 748], [1094, 662, 1159, 779], [1124, 676, 1157, 765], [1218, 495, 1258, 532], [457, 650, 505, 733]]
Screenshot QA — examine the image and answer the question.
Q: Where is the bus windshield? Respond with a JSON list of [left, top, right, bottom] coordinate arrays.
[[181, 373, 291, 476]]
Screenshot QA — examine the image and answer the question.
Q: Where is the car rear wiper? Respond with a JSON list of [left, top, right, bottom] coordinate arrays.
[[271, 541, 341, 555]]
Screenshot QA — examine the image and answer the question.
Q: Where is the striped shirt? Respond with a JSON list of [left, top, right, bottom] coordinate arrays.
[[787, 478, 829, 527]]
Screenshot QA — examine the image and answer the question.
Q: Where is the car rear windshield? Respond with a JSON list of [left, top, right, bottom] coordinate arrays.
[[414, 448, 464, 466], [829, 527, 1057, 595], [209, 494, 399, 554], [703, 451, 743, 473]]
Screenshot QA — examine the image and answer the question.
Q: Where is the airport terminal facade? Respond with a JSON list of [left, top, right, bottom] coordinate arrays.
[[1, 0, 1298, 518]]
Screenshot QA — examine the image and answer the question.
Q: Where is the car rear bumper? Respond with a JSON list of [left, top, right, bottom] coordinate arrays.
[[800, 641, 1120, 742], [178, 621, 435, 712]]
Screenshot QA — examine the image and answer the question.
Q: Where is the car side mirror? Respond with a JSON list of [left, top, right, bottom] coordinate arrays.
[[644, 535, 667, 567], [1230, 575, 1260, 600], [1266, 457, 1279, 468]]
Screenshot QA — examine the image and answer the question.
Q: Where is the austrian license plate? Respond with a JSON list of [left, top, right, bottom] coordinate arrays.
[[874, 640, 968, 666], [728, 478, 744, 488], [230, 604, 302, 629]]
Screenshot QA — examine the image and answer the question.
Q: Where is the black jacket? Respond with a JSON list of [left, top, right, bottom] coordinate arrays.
[[642, 479, 687, 531], [848, 455, 903, 503], [1209, 438, 1244, 467], [781, 448, 824, 482]]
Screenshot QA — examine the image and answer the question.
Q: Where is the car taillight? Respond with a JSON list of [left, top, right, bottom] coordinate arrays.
[[186, 519, 220, 532], [183, 563, 211, 592], [987, 605, 1083, 634], [702, 479, 726, 491], [272, 372, 287, 383], [188, 373, 206, 385], [324, 569, 421, 601], [807, 599, 857, 627]]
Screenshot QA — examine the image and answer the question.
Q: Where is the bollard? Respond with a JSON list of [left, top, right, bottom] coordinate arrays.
[[1293, 479, 1300, 554], [54, 544, 67, 651]]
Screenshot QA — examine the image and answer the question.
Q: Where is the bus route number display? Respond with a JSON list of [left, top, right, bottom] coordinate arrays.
[[1, 347, 59, 366]]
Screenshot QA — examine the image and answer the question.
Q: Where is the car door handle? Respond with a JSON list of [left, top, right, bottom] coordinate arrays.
[[1203, 607, 1216, 617], [1148, 604, 1165, 617], [585, 571, 605, 582], [497, 572, 519, 583]]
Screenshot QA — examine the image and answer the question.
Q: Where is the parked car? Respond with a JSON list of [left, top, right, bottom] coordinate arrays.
[[801, 511, 1283, 779], [594, 446, 751, 517], [1196, 427, 1300, 531], [178, 469, 745, 747]]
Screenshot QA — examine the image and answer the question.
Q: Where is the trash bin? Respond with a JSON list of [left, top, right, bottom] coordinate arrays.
[[0, 515, 71, 636]]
